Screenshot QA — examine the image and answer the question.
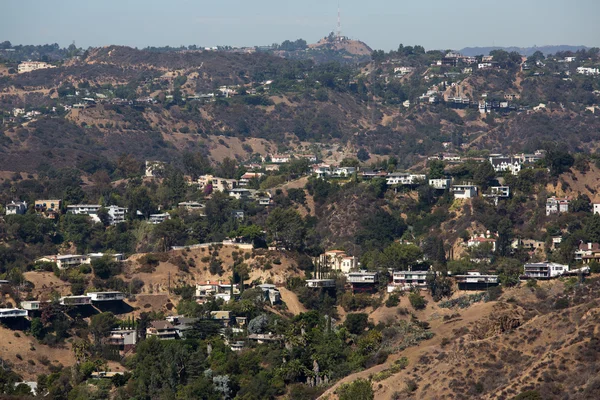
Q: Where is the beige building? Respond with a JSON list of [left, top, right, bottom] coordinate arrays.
[[18, 61, 55, 74]]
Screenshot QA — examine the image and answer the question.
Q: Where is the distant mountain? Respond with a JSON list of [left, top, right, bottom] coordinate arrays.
[[459, 45, 590, 57]]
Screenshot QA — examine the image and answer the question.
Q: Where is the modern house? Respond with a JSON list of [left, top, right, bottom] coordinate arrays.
[[21, 301, 42, 311], [146, 321, 178, 340], [386, 173, 426, 186], [5, 201, 27, 215], [546, 197, 570, 216], [306, 279, 336, 288], [523, 262, 569, 279], [593, 203, 600, 216], [258, 284, 281, 305], [178, 201, 205, 212], [454, 272, 499, 290], [575, 242, 600, 262], [387, 270, 432, 292], [87, 292, 126, 302], [0, 309, 28, 319], [195, 280, 238, 300], [211, 311, 233, 327], [451, 185, 478, 199], [346, 271, 379, 293], [429, 178, 452, 190], [361, 169, 389, 180], [149, 213, 170, 224], [36, 254, 87, 269], [331, 167, 357, 178], [66, 204, 101, 216], [107, 328, 138, 353], [107, 206, 128, 225], [196, 175, 238, 192], [228, 188, 252, 200], [312, 164, 332, 179], [59, 296, 92, 306], [270, 154, 291, 164]]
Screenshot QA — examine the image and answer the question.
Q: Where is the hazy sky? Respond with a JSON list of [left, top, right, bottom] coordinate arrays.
[[1, 0, 599, 51]]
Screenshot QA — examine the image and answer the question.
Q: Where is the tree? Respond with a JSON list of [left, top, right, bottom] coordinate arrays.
[[90, 312, 118, 345], [153, 218, 187, 251], [30, 317, 45, 340], [380, 243, 423, 271], [426, 272, 453, 301], [338, 379, 374, 400], [545, 148, 574, 176], [357, 148, 370, 162], [91, 256, 122, 280], [217, 157, 238, 179], [266, 208, 306, 251], [428, 159, 446, 179], [496, 217, 513, 256], [182, 151, 212, 180], [409, 291, 427, 310], [344, 313, 369, 335], [473, 161, 496, 190]]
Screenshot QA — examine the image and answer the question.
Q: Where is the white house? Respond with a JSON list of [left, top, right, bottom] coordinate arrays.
[[107, 206, 128, 225], [546, 197, 570, 216], [318, 250, 359, 273], [87, 292, 126, 302], [312, 164, 332, 179], [332, 166, 356, 177], [270, 154, 291, 164], [346, 271, 379, 284], [451, 185, 478, 199], [387, 270, 433, 292], [593, 204, 600, 215], [429, 178, 452, 190], [489, 156, 521, 175], [228, 188, 252, 200], [386, 173, 426, 186], [577, 67, 600, 76], [18, 61, 55, 74], [523, 262, 569, 279], [306, 279, 336, 288], [0, 309, 28, 319], [5, 201, 27, 215], [467, 235, 497, 252], [454, 272, 499, 290], [67, 204, 102, 215], [149, 213, 170, 224], [238, 172, 263, 187], [36, 254, 87, 269]]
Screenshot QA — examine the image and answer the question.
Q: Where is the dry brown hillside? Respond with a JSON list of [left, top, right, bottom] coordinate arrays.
[[322, 277, 600, 400]]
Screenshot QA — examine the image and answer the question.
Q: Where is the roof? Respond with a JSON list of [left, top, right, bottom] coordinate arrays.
[[150, 321, 174, 330]]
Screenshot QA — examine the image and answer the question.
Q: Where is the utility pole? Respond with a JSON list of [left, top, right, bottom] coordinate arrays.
[[168, 271, 171, 293]]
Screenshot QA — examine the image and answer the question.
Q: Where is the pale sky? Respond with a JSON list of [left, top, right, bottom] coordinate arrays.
[[1, 0, 599, 51]]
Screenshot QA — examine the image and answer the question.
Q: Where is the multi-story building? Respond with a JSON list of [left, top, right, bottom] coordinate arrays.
[[107, 328, 138, 353], [238, 172, 263, 187], [107, 206, 128, 225], [454, 272, 499, 290], [346, 271, 379, 293], [149, 213, 170, 224], [386, 173, 426, 186], [489, 156, 521, 175], [429, 178, 452, 190], [546, 197, 570, 216], [318, 250, 359, 273], [593, 203, 600, 215], [18, 61, 55, 74], [87, 292, 126, 302], [146, 321, 178, 340], [306, 279, 336, 288], [523, 262, 569, 279], [451, 185, 478, 199], [5, 201, 27, 215], [387, 270, 432, 292], [66, 204, 101, 221], [34, 199, 62, 218], [36, 254, 87, 269]]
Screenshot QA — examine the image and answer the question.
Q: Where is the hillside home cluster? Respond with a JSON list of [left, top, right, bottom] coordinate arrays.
[[546, 196, 570, 216]]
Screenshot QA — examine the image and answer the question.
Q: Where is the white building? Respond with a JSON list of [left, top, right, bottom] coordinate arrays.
[[386, 173, 426, 186], [178, 201, 205, 212], [577, 67, 600, 76], [467, 235, 497, 252], [18, 61, 55, 74], [306, 279, 336, 288], [87, 292, 126, 301], [593, 204, 600, 215], [451, 185, 478, 199], [270, 154, 291, 164], [66, 204, 101, 222], [546, 197, 570, 216], [523, 262, 569, 279], [332, 166, 356, 177], [429, 178, 452, 190], [107, 206, 128, 225], [489, 156, 521, 175], [149, 213, 170, 224], [454, 272, 499, 290], [0, 309, 28, 318], [238, 172, 263, 187], [36, 254, 87, 269], [387, 270, 432, 292], [312, 164, 332, 179], [228, 188, 252, 200], [5, 201, 27, 215], [318, 250, 359, 273], [346, 271, 379, 284]]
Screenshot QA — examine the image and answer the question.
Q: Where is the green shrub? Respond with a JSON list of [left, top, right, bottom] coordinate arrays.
[[409, 292, 427, 310], [386, 294, 400, 308]]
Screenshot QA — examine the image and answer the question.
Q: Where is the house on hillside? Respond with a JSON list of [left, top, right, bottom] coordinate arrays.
[[386, 173, 426, 186], [454, 272, 499, 290], [107, 328, 137, 354], [467, 234, 497, 252], [346, 271, 379, 293], [238, 172, 263, 187], [5, 201, 27, 215], [149, 213, 170, 224], [145, 161, 166, 177], [146, 321, 178, 340], [451, 185, 478, 199], [489, 156, 521, 175], [546, 197, 570, 216], [258, 284, 281, 305], [270, 154, 291, 164], [106, 206, 128, 225], [387, 270, 434, 292], [34, 199, 62, 219], [575, 242, 600, 262], [429, 178, 452, 190], [523, 262, 569, 279], [18, 61, 55, 74], [318, 250, 359, 273]]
